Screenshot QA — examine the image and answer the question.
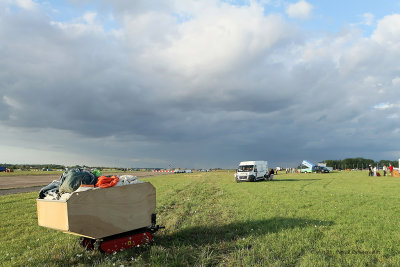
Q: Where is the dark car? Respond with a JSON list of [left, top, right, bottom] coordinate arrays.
[[314, 166, 330, 173]]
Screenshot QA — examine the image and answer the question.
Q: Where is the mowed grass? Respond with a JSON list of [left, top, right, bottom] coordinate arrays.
[[1, 170, 400, 266]]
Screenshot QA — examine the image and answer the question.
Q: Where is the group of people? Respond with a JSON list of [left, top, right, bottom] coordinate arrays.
[[285, 168, 297, 174], [368, 164, 393, 176]]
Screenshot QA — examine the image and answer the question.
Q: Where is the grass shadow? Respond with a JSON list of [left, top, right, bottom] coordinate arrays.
[[156, 217, 333, 246], [49, 220, 333, 265]]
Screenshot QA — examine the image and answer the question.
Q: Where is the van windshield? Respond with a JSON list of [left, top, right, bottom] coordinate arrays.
[[238, 165, 253, 172]]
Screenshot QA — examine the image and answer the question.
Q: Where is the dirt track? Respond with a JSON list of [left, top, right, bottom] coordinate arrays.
[[0, 171, 169, 196]]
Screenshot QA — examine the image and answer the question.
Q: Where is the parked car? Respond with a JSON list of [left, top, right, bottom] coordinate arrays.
[[314, 166, 330, 173]]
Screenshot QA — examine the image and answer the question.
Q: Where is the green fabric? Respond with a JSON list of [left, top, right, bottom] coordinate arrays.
[[92, 169, 102, 177], [59, 169, 96, 194]]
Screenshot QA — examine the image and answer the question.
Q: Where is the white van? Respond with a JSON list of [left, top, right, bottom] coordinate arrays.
[[234, 161, 269, 182]]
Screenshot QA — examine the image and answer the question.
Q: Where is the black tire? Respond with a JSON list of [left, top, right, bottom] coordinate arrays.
[[79, 237, 95, 251], [94, 239, 104, 253]]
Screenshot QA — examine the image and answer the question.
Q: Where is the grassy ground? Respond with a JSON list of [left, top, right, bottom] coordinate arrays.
[[1, 170, 400, 266]]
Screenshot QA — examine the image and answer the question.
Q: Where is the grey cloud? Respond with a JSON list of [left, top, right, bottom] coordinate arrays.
[[1, 2, 400, 168]]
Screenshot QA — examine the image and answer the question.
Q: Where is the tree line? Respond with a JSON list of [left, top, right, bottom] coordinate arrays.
[[0, 164, 67, 170], [0, 164, 141, 171], [0, 164, 107, 171], [324, 158, 399, 170]]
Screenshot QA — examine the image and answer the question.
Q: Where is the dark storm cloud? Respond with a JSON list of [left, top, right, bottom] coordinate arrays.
[[1, 1, 400, 167]]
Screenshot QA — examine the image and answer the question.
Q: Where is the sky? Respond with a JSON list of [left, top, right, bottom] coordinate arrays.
[[1, 0, 400, 169]]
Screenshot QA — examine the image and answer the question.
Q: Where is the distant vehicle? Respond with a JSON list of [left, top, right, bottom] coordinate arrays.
[[301, 160, 314, 173], [185, 170, 192, 173], [314, 166, 330, 173], [234, 161, 269, 182], [0, 166, 7, 172], [174, 169, 185, 173], [301, 160, 330, 173]]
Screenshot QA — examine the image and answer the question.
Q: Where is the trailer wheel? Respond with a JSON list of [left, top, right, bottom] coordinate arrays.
[[94, 239, 104, 253], [79, 237, 95, 251]]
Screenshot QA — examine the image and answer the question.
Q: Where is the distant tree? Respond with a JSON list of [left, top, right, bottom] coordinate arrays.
[[342, 158, 374, 169], [325, 158, 376, 170], [324, 160, 342, 169], [379, 160, 398, 168]]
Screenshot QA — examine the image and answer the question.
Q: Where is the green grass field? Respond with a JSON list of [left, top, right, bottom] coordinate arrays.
[[1, 170, 400, 266]]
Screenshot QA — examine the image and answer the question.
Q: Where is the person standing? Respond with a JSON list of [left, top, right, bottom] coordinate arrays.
[[373, 166, 377, 176], [368, 165, 373, 176], [383, 165, 387, 176], [268, 168, 275, 180], [389, 164, 393, 176]]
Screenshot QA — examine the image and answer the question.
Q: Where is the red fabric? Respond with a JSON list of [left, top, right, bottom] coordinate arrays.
[[80, 184, 94, 188], [389, 166, 394, 172], [96, 176, 119, 188], [377, 172, 381, 176]]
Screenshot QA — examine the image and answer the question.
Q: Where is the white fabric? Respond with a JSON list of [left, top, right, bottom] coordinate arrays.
[[43, 191, 59, 200], [59, 193, 72, 201], [75, 186, 94, 192], [116, 175, 144, 186]]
